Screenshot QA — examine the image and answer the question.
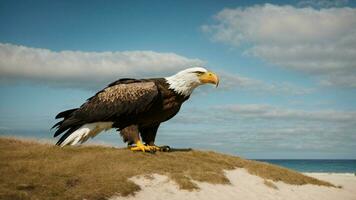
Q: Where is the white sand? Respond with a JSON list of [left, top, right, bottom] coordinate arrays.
[[110, 169, 356, 200]]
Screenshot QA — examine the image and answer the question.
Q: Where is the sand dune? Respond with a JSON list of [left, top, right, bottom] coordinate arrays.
[[111, 169, 356, 200], [1, 137, 353, 200]]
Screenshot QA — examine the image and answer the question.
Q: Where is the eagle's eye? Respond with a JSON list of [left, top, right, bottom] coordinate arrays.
[[193, 71, 204, 75]]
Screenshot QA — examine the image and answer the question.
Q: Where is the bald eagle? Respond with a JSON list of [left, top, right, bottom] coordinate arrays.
[[52, 67, 219, 152]]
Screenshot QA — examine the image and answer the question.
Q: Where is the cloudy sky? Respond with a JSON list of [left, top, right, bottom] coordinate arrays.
[[1, 0, 355, 159]]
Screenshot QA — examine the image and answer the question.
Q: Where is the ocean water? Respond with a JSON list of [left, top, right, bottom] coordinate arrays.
[[257, 159, 356, 173]]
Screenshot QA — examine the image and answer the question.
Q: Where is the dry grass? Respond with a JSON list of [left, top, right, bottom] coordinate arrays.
[[0, 137, 334, 200]]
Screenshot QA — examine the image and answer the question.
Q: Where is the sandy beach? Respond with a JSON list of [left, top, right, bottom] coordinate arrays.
[[111, 169, 356, 200], [1, 138, 354, 200]]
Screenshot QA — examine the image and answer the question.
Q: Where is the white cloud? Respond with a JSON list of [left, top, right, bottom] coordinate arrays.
[[218, 104, 356, 122], [0, 43, 313, 94], [202, 4, 356, 87], [0, 43, 203, 89]]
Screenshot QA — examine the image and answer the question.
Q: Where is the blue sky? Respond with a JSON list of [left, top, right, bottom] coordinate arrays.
[[1, 0, 356, 159]]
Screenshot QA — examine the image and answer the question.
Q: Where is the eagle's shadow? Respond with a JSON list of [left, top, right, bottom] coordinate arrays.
[[156, 146, 192, 153]]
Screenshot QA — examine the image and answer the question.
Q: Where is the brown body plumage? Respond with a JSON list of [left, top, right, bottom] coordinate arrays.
[[53, 78, 189, 146]]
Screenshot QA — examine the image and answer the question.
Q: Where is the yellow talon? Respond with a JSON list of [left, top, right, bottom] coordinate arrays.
[[146, 145, 160, 151], [130, 141, 161, 152], [130, 141, 149, 152]]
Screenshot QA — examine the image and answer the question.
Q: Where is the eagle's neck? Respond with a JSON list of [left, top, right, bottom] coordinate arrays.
[[164, 74, 200, 97]]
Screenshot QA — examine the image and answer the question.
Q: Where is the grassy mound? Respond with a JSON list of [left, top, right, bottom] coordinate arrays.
[[0, 137, 333, 200]]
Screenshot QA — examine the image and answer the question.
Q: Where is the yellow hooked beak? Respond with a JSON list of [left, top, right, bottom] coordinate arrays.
[[198, 71, 219, 87]]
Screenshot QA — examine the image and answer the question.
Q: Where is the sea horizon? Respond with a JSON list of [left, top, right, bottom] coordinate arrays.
[[257, 159, 356, 173]]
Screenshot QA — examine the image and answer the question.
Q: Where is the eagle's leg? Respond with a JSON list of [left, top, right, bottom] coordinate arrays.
[[139, 124, 165, 152], [120, 125, 153, 152]]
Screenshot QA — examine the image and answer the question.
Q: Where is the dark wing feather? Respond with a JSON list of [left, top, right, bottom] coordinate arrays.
[[53, 79, 160, 138], [55, 108, 78, 119]]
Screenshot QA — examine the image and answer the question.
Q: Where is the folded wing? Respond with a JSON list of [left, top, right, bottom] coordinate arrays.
[[53, 79, 159, 145]]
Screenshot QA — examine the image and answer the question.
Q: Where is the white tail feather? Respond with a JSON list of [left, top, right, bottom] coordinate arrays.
[[60, 122, 113, 147]]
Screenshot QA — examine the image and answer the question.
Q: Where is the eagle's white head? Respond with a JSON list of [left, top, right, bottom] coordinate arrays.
[[165, 67, 219, 96]]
